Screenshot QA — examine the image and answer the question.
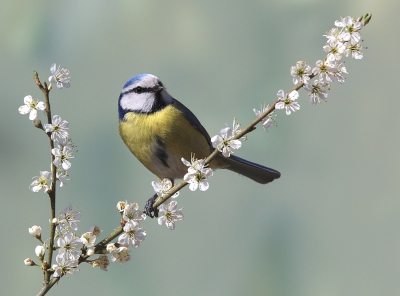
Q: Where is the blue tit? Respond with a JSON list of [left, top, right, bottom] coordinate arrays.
[[118, 73, 280, 217]]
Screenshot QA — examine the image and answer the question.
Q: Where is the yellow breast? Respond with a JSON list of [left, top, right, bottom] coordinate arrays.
[[119, 105, 213, 179]]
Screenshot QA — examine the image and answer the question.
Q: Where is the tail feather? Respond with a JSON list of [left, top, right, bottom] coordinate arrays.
[[223, 154, 280, 184]]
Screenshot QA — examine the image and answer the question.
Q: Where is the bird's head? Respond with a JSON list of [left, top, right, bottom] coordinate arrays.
[[118, 74, 173, 120]]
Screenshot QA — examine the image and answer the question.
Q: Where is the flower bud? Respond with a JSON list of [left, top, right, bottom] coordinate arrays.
[[364, 14, 372, 25], [29, 225, 42, 239], [33, 119, 43, 130], [35, 245, 45, 258], [87, 248, 95, 256], [24, 258, 35, 266], [106, 243, 116, 253]]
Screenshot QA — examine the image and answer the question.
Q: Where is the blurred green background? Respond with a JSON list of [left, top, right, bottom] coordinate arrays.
[[1, 0, 398, 295]]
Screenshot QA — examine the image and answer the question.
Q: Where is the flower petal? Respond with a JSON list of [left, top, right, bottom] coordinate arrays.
[[181, 157, 191, 166], [37, 101, 46, 111], [189, 182, 198, 191], [199, 180, 209, 191], [277, 89, 285, 99], [50, 63, 56, 74], [18, 105, 30, 115], [24, 95, 33, 104], [29, 109, 37, 120], [52, 115, 61, 125]]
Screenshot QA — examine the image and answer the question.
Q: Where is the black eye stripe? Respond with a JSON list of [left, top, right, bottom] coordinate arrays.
[[135, 86, 153, 94], [122, 86, 158, 96]]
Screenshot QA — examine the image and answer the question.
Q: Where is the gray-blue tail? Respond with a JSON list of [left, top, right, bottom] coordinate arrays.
[[224, 154, 280, 184]]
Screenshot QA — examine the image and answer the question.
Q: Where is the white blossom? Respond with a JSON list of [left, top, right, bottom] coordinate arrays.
[[304, 80, 329, 105], [323, 42, 345, 62], [275, 90, 300, 115], [52, 146, 74, 170], [56, 137, 76, 150], [253, 103, 277, 132], [44, 115, 69, 142], [211, 127, 241, 157], [324, 28, 341, 46], [151, 178, 179, 198], [52, 253, 78, 277], [344, 42, 363, 59], [57, 232, 83, 260], [81, 232, 96, 247], [122, 203, 146, 222], [211, 119, 242, 157], [335, 16, 363, 45], [158, 200, 184, 230], [49, 63, 71, 89], [291, 61, 311, 85], [116, 201, 128, 212], [118, 220, 147, 248], [29, 171, 52, 193], [312, 60, 336, 83], [110, 246, 131, 264], [333, 62, 348, 84], [58, 204, 81, 231], [18, 95, 45, 120], [182, 155, 213, 191], [56, 168, 70, 187]]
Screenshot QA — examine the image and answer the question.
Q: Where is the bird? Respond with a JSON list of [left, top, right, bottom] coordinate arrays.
[[118, 73, 280, 217]]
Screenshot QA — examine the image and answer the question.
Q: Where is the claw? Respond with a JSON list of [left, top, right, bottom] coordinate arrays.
[[144, 194, 159, 218]]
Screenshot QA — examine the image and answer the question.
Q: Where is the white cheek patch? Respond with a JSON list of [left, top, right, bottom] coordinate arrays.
[[120, 92, 155, 113]]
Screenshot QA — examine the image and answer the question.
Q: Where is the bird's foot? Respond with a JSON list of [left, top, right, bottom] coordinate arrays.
[[144, 194, 159, 218]]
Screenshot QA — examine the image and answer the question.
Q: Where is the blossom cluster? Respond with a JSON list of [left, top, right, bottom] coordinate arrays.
[[97, 201, 148, 264], [53, 204, 107, 275], [253, 15, 368, 126], [210, 17, 367, 161], [211, 118, 245, 157], [182, 154, 213, 191], [52, 204, 84, 277], [177, 15, 369, 221], [19, 64, 75, 192], [25, 202, 148, 274], [24, 204, 102, 276], [151, 178, 184, 230]]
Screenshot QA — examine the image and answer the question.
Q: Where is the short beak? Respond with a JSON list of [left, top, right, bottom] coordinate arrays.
[[153, 85, 163, 93]]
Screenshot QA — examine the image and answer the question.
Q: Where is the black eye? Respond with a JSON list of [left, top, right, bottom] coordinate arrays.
[[135, 86, 143, 94]]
